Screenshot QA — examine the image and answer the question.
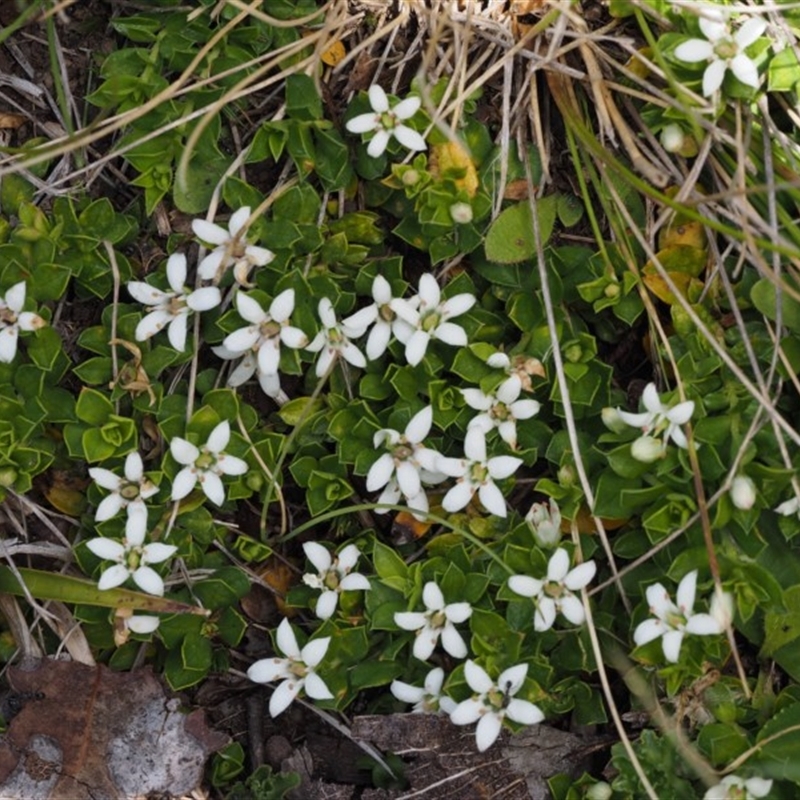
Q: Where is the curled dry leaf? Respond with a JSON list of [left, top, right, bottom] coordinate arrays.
[[0, 658, 227, 800]]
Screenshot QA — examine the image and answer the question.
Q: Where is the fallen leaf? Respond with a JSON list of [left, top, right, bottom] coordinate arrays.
[[0, 658, 227, 799], [0, 114, 26, 130], [429, 141, 479, 197], [321, 40, 346, 67]]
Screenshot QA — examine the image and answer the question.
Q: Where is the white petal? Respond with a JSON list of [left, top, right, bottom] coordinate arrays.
[[405, 406, 433, 442], [206, 420, 231, 454], [396, 461, 422, 499], [126, 615, 160, 634], [464, 428, 487, 462], [4, 282, 25, 312], [440, 625, 467, 658], [368, 84, 389, 113], [228, 207, 251, 237], [132, 565, 165, 596], [89, 467, 122, 491], [86, 537, 125, 561], [269, 679, 301, 717], [478, 481, 507, 517], [744, 777, 773, 798], [200, 471, 226, 506], [166, 253, 187, 292], [95, 493, 124, 522], [97, 564, 130, 590], [508, 575, 543, 599], [186, 286, 221, 312], [317, 297, 336, 328], [498, 663, 527, 695], [392, 96, 421, 120], [280, 326, 309, 350], [506, 699, 544, 726], [340, 573, 371, 591], [685, 613, 722, 636], [167, 315, 188, 352], [735, 17, 767, 48], [366, 322, 391, 360], [136, 310, 173, 342], [676, 571, 698, 615], [314, 347, 335, 377], [367, 129, 391, 158], [341, 341, 366, 368], [303, 541, 332, 573], [123, 452, 144, 482], [269, 288, 296, 322], [534, 598, 557, 632], [346, 112, 379, 134], [487, 455, 523, 480], [171, 466, 198, 500], [462, 389, 492, 411], [394, 611, 427, 631], [423, 582, 445, 611], [412, 628, 438, 661], [404, 330, 430, 366], [192, 219, 230, 245], [304, 671, 333, 700], [475, 712, 502, 752], [391, 680, 425, 704], [565, 561, 597, 591], [301, 636, 331, 668], [633, 618, 665, 646], [674, 39, 714, 63], [372, 275, 392, 304], [431, 322, 467, 347], [142, 542, 177, 565], [257, 340, 281, 376], [661, 629, 685, 663], [248, 656, 290, 684], [510, 399, 540, 420], [245, 245, 274, 267], [442, 481, 474, 512], [343, 304, 378, 333], [450, 697, 484, 726], [645, 583, 675, 618], [730, 53, 759, 89], [197, 249, 225, 280], [666, 400, 694, 425], [276, 618, 301, 658], [337, 543, 361, 572], [224, 327, 260, 353], [367, 453, 396, 492], [703, 59, 727, 96], [464, 660, 494, 694], [423, 667, 445, 696], [441, 293, 476, 319], [124, 505, 147, 545], [559, 594, 586, 626], [547, 549, 571, 582], [170, 437, 200, 465], [444, 602, 472, 624], [393, 125, 427, 152]]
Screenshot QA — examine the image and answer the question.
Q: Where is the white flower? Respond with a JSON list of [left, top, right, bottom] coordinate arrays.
[[674, 10, 767, 97], [775, 494, 799, 518], [302, 542, 371, 620], [170, 420, 249, 506], [437, 428, 522, 518], [703, 775, 772, 800], [390, 667, 457, 714], [125, 614, 161, 634], [192, 207, 275, 284], [345, 84, 427, 158], [305, 298, 369, 377], [525, 499, 562, 548], [633, 570, 722, 663], [731, 475, 756, 511], [391, 273, 476, 366], [394, 581, 472, 661], [508, 548, 596, 631], [0, 281, 46, 363], [660, 123, 686, 153], [486, 352, 545, 395], [213, 345, 287, 403], [88, 452, 158, 523], [247, 618, 333, 717], [615, 382, 694, 460], [360, 275, 410, 360], [222, 289, 308, 377], [85, 514, 177, 596], [127, 254, 221, 351], [367, 406, 446, 518], [450, 661, 544, 752], [462, 382, 541, 450]]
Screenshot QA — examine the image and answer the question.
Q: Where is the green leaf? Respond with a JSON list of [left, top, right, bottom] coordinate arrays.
[[484, 197, 557, 264], [285, 74, 322, 121], [75, 387, 113, 425], [193, 568, 251, 610], [751, 702, 800, 783], [696, 723, 749, 767], [769, 47, 800, 92], [751, 278, 800, 334], [278, 396, 324, 426], [373, 540, 408, 590]]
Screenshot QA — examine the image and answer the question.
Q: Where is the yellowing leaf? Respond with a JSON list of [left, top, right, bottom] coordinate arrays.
[[321, 40, 346, 66], [642, 271, 704, 305], [659, 219, 707, 251], [429, 141, 479, 197]]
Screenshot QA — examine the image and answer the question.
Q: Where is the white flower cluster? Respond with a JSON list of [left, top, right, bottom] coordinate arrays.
[[0, 282, 46, 363]]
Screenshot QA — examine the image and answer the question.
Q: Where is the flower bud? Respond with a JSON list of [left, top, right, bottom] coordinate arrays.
[[730, 475, 756, 511], [402, 169, 420, 186], [525, 499, 561, 548], [631, 435, 663, 463], [710, 588, 734, 629], [601, 407, 628, 434], [586, 782, 613, 800], [661, 123, 686, 154], [557, 463, 576, 488], [449, 202, 473, 224]]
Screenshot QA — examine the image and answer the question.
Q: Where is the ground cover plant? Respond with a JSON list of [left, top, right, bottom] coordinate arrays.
[[1, 0, 800, 797]]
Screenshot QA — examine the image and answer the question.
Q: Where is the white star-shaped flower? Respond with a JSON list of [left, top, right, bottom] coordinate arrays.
[[170, 420, 249, 506], [391, 273, 476, 366], [615, 382, 694, 461], [0, 281, 46, 363], [633, 570, 722, 663], [192, 207, 275, 284], [305, 297, 369, 377], [674, 10, 767, 97], [394, 581, 472, 661], [302, 542, 371, 620], [212, 345, 287, 403], [367, 406, 446, 518], [450, 661, 544, 752], [85, 513, 177, 596], [390, 667, 457, 714], [222, 289, 307, 377], [437, 428, 522, 518], [703, 775, 772, 800], [461, 382, 541, 450], [247, 618, 333, 717], [508, 548, 596, 632], [127, 254, 221, 351], [357, 275, 412, 360], [345, 84, 427, 158], [88, 452, 158, 523], [486, 352, 546, 395]]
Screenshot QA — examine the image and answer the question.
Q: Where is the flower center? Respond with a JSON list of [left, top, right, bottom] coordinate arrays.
[[328, 327, 344, 345], [470, 463, 488, 484], [289, 660, 308, 679], [167, 295, 187, 315], [120, 482, 141, 501], [714, 38, 738, 60], [665, 610, 686, 630], [260, 319, 281, 339], [380, 111, 397, 130], [195, 451, 215, 470], [125, 546, 143, 571], [0, 308, 18, 326], [393, 443, 414, 461], [490, 402, 511, 421], [421, 310, 441, 332], [379, 303, 395, 322], [429, 610, 447, 629], [323, 569, 340, 590], [544, 580, 565, 599]]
